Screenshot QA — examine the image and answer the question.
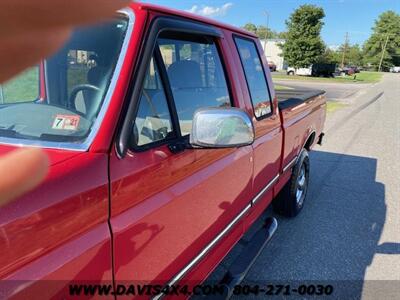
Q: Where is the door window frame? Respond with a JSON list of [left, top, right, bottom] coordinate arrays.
[[117, 16, 234, 157], [156, 31, 235, 138], [130, 46, 181, 152]]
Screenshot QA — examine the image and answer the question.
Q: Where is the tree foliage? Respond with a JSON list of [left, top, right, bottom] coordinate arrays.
[[363, 10, 400, 70], [319, 43, 363, 66], [281, 5, 325, 68], [243, 23, 257, 34], [242, 23, 286, 39]]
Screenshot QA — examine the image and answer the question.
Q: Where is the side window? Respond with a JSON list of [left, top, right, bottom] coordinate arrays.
[[0, 66, 39, 104], [234, 37, 272, 118], [158, 36, 231, 136], [133, 57, 174, 147]]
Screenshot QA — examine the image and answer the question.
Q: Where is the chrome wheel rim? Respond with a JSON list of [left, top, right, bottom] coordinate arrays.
[[296, 164, 307, 206]]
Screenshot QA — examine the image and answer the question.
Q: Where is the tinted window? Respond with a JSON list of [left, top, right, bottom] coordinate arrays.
[[158, 37, 231, 135], [235, 38, 272, 118], [133, 57, 174, 147]]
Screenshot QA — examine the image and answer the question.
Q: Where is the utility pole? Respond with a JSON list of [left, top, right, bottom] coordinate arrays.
[[341, 32, 349, 68], [263, 10, 269, 51], [378, 35, 389, 72]]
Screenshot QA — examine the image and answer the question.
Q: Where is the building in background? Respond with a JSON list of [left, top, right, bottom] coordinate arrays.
[[261, 39, 286, 71]]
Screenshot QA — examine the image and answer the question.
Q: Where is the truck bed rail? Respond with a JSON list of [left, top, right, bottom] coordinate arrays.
[[276, 89, 325, 110]]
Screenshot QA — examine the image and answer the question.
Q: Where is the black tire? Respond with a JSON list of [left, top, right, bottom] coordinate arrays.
[[287, 71, 295, 76], [273, 149, 310, 217]]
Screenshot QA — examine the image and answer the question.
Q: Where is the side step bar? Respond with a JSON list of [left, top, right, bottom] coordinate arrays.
[[217, 217, 278, 299]]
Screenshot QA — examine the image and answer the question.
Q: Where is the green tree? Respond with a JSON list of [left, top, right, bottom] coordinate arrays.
[[256, 25, 271, 40], [318, 43, 363, 66], [243, 23, 257, 34], [242, 23, 286, 40], [276, 31, 288, 39], [363, 11, 400, 70], [317, 48, 339, 64], [281, 5, 326, 68], [346, 44, 363, 66]]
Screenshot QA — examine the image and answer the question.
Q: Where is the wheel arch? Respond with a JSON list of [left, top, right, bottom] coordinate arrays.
[[303, 131, 316, 151]]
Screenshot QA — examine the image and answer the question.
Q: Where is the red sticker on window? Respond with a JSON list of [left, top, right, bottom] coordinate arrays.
[[52, 115, 80, 131]]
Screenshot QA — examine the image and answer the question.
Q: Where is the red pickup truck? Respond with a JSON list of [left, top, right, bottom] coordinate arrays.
[[0, 3, 326, 299]]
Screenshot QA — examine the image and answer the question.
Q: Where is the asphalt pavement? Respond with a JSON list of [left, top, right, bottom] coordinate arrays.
[[204, 73, 400, 300]]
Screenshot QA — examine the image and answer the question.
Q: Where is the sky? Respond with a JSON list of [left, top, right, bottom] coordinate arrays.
[[141, 0, 400, 47]]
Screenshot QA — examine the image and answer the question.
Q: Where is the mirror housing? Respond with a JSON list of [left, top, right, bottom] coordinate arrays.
[[190, 107, 255, 148]]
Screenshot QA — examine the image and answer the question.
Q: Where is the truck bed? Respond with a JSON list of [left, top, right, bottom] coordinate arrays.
[[276, 89, 325, 110]]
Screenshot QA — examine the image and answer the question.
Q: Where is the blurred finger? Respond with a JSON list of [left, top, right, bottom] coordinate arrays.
[[0, 0, 131, 36], [0, 148, 49, 207], [0, 28, 71, 83]]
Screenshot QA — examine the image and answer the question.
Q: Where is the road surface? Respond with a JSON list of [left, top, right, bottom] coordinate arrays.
[[205, 73, 400, 300]]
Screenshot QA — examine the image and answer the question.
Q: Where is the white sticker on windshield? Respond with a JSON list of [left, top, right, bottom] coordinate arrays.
[[52, 115, 80, 131]]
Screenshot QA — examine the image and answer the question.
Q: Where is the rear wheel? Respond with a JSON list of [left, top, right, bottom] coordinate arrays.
[[273, 149, 310, 217], [287, 71, 295, 76]]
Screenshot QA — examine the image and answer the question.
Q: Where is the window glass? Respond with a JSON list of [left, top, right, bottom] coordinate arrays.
[[0, 18, 128, 144], [235, 38, 272, 118], [133, 57, 174, 147], [158, 37, 231, 135]]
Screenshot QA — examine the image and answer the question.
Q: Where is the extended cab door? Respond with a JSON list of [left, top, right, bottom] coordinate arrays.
[[232, 36, 283, 217], [109, 17, 253, 287]]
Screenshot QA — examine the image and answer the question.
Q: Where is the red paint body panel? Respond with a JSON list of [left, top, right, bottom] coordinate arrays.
[[0, 3, 326, 299], [0, 152, 112, 298]]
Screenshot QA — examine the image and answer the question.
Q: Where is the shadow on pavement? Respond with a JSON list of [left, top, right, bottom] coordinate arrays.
[[204, 150, 398, 299]]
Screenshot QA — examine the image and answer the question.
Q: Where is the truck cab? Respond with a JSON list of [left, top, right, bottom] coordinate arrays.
[[0, 3, 326, 299]]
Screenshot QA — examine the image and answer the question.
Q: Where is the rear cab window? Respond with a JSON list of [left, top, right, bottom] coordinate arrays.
[[234, 37, 273, 119]]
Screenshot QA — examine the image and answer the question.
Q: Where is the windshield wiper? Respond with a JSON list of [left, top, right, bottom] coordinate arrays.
[[0, 126, 41, 140], [40, 133, 87, 142], [0, 128, 17, 138]]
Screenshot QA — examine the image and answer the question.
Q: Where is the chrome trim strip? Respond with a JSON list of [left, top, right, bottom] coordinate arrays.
[[153, 174, 281, 300], [153, 203, 252, 300], [282, 156, 297, 173], [251, 174, 280, 206], [0, 9, 135, 152]]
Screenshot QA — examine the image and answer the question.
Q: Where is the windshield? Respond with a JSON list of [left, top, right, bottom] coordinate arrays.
[[0, 16, 129, 147]]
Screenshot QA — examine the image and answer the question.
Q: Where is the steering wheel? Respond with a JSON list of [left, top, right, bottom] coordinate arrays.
[[68, 84, 101, 118]]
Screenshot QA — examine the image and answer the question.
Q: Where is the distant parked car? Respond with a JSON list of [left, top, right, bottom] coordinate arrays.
[[339, 67, 355, 76], [390, 66, 400, 73], [287, 64, 336, 77], [268, 61, 277, 72], [350, 66, 360, 73]]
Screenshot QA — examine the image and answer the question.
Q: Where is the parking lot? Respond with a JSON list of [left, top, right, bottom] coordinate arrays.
[[205, 73, 400, 299]]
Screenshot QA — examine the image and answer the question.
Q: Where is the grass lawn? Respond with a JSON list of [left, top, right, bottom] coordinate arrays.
[[272, 71, 383, 84], [274, 85, 294, 90], [0, 67, 39, 103], [0, 65, 91, 105], [326, 101, 348, 113]]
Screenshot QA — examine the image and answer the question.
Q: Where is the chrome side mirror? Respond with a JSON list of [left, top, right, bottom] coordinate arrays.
[[190, 108, 255, 148]]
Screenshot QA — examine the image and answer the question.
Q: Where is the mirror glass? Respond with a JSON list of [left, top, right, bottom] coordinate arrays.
[[190, 108, 254, 148]]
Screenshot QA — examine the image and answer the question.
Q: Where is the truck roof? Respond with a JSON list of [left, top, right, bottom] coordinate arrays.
[[130, 2, 257, 38]]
